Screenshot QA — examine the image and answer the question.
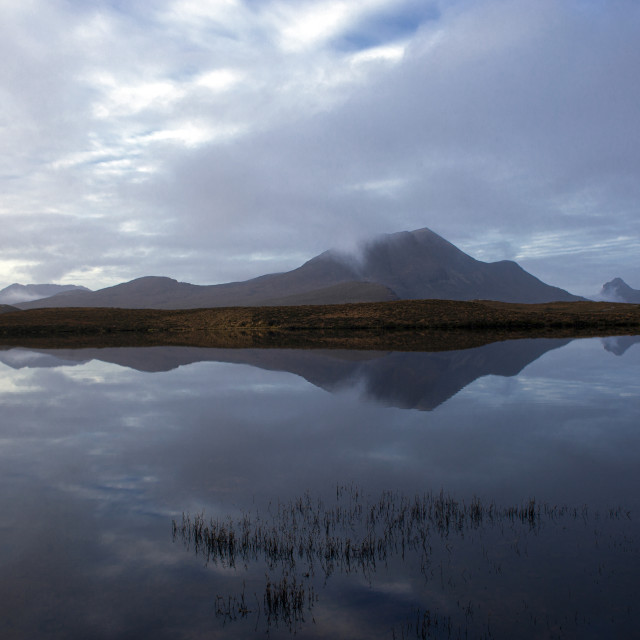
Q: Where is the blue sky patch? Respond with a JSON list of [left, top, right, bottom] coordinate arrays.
[[333, 2, 441, 52]]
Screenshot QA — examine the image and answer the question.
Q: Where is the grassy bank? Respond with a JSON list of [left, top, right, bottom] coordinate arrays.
[[0, 299, 638, 350]]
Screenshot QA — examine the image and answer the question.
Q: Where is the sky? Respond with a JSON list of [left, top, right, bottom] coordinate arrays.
[[1, 0, 639, 297]]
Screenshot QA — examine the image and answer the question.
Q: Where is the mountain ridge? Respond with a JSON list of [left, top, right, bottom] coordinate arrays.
[[598, 277, 640, 303], [0, 283, 90, 305], [17, 227, 583, 309]]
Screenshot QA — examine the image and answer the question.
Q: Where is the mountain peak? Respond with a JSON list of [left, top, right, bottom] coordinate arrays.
[[355, 227, 579, 303], [599, 278, 640, 303]]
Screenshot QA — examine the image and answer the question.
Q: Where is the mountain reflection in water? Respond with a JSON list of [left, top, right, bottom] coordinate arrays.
[[0, 336, 638, 638], [601, 334, 640, 356], [0, 338, 580, 410]]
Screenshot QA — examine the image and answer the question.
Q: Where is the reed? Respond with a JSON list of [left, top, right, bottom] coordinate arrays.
[[172, 485, 634, 636]]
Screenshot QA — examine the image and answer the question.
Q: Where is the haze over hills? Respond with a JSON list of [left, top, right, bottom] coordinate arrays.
[[597, 278, 640, 303], [0, 283, 89, 305], [17, 227, 582, 310]]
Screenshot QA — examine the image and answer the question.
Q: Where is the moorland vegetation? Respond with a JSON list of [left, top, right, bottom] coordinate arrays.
[[0, 299, 639, 350]]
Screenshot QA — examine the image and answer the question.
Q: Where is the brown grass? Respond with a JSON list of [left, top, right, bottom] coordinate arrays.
[[0, 299, 638, 351]]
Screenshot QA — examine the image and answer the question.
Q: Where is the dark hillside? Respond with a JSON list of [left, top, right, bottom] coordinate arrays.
[[357, 228, 581, 303], [0, 305, 20, 314]]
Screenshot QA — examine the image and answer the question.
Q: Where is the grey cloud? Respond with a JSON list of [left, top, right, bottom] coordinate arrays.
[[140, 2, 639, 283], [1, 0, 639, 292]]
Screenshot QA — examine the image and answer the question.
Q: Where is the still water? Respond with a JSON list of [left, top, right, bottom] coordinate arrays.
[[0, 337, 638, 639]]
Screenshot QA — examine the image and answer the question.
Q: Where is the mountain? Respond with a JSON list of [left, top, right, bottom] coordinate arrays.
[[597, 278, 640, 303], [17, 227, 581, 310], [0, 305, 20, 315], [0, 283, 90, 305], [341, 228, 580, 302]]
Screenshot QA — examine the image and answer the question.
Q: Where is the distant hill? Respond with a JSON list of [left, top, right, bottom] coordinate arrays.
[[0, 283, 90, 305], [18, 227, 582, 309], [597, 278, 640, 303], [0, 304, 20, 315]]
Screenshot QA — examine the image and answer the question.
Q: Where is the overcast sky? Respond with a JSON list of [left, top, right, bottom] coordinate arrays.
[[2, 0, 639, 296]]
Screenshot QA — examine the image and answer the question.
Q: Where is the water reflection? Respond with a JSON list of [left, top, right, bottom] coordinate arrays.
[[175, 485, 635, 638], [0, 337, 638, 638], [0, 338, 577, 410], [1, 336, 636, 411], [601, 334, 640, 355]]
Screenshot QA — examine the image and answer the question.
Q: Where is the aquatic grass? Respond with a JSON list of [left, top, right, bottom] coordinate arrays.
[[172, 485, 635, 636], [173, 489, 583, 575]]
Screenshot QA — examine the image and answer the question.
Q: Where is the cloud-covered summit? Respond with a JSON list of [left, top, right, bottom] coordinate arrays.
[[2, 0, 639, 297], [0, 283, 89, 305], [597, 278, 640, 304]]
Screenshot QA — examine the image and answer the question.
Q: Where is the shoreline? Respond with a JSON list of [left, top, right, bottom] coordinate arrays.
[[1, 299, 639, 351]]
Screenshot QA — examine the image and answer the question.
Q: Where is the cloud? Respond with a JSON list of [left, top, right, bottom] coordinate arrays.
[[1, 0, 639, 293]]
